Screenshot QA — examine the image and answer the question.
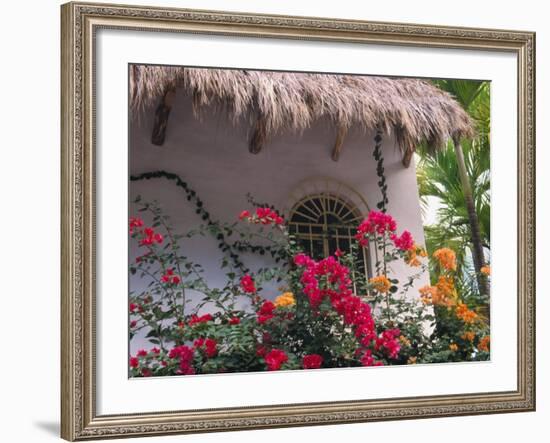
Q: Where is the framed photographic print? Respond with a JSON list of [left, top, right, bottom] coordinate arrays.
[[61, 1, 536, 440]]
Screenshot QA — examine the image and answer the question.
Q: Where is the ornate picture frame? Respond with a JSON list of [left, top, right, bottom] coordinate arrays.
[[61, 1, 535, 440]]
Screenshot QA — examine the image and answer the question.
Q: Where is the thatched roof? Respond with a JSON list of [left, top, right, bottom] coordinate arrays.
[[130, 65, 474, 160]]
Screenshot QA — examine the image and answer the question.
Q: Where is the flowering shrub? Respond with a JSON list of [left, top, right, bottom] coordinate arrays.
[[128, 201, 489, 377]]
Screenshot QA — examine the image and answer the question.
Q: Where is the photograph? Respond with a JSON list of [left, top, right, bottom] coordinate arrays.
[[127, 65, 492, 377], [56, 1, 536, 440]]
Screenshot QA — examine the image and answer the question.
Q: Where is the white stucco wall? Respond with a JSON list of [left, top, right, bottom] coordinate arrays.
[[129, 92, 430, 352]]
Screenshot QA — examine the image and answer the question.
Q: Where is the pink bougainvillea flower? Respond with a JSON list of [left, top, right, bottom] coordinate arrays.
[[137, 349, 147, 357], [129, 357, 139, 368], [302, 354, 323, 369], [355, 210, 398, 247], [239, 207, 284, 226], [291, 251, 397, 362], [264, 349, 288, 371], [293, 253, 313, 267], [374, 328, 402, 359], [391, 230, 415, 251]]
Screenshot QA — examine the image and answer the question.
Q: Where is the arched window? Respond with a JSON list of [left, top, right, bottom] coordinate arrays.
[[288, 193, 373, 279]]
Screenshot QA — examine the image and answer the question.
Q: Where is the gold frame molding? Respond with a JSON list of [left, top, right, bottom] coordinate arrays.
[[61, 1, 536, 440]]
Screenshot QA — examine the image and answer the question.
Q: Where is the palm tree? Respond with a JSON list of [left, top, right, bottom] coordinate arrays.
[[418, 79, 490, 297]]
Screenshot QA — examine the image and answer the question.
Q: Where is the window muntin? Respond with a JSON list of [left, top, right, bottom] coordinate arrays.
[[288, 193, 372, 281]]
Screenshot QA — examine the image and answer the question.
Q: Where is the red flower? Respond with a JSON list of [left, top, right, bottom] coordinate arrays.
[[168, 345, 195, 375], [256, 315, 270, 324], [334, 249, 344, 257], [302, 354, 323, 369], [129, 357, 139, 368], [240, 274, 256, 294], [129, 217, 144, 234], [151, 347, 161, 354], [194, 338, 217, 358], [257, 300, 275, 324], [228, 317, 240, 325], [141, 368, 152, 377], [204, 338, 218, 358], [264, 349, 288, 371], [256, 345, 268, 357], [239, 210, 251, 220], [360, 349, 383, 367], [139, 227, 164, 246], [129, 303, 137, 313], [161, 268, 181, 284], [130, 320, 137, 328], [137, 349, 147, 357], [188, 314, 213, 326]]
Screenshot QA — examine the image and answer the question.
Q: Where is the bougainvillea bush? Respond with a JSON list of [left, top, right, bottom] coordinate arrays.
[[128, 200, 490, 377]]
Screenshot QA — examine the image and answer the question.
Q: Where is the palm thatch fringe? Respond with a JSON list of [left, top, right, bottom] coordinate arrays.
[[130, 65, 474, 156]]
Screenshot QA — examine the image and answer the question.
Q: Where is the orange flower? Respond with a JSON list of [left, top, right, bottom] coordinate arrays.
[[456, 302, 478, 324], [461, 331, 476, 342], [419, 284, 454, 307], [399, 335, 411, 347], [419, 285, 438, 305], [449, 343, 458, 352], [369, 275, 391, 293], [274, 292, 296, 308], [481, 265, 491, 276], [433, 248, 457, 271], [436, 276, 456, 298], [478, 336, 490, 352], [405, 244, 427, 267]]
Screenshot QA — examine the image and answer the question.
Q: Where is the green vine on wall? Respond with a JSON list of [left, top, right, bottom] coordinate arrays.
[[373, 128, 389, 212], [130, 171, 285, 273]]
